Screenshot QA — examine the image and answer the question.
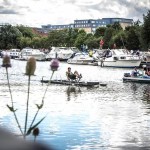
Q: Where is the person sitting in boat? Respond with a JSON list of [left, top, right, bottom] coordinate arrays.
[[66, 67, 82, 81], [131, 67, 140, 77], [145, 68, 150, 76]]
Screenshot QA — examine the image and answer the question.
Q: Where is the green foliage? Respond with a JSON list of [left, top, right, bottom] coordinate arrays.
[[111, 22, 123, 31], [94, 27, 106, 38], [125, 26, 140, 50], [103, 27, 115, 49], [19, 37, 32, 48], [17, 25, 34, 39], [0, 25, 22, 49], [65, 28, 79, 47], [110, 31, 127, 49], [141, 10, 150, 50], [47, 30, 68, 47], [74, 30, 86, 49], [85, 37, 99, 49]]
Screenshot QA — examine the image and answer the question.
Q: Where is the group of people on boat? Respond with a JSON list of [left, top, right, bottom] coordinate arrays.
[[66, 67, 82, 81], [131, 66, 150, 77]]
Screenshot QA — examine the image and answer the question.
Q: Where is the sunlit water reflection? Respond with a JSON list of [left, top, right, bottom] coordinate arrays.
[[1, 58, 150, 150]]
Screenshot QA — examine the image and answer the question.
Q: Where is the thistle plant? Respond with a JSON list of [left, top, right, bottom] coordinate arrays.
[[28, 58, 60, 135], [2, 55, 23, 135], [2, 55, 60, 141]]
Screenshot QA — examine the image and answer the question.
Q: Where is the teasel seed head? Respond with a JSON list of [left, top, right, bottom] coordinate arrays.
[[2, 55, 11, 68], [25, 57, 36, 76], [50, 58, 59, 71]]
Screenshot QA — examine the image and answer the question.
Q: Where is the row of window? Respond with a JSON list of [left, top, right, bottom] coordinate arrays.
[[75, 21, 106, 24], [75, 24, 106, 28]]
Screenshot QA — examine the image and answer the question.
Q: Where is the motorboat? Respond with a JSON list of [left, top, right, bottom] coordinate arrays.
[[123, 64, 150, 83], [67, 52, 98, 66], [9, 49, 21, 59], [46, 47, 74, 61], [123, 72, 150, 83], [123, 76, 150, 83], [1, 49, 20, 58], [140, 51, 150, 67], [19, 47, 46, 61], [98, 49, 141, 68]]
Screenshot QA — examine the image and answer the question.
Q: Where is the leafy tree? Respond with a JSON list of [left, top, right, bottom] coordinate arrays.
[[47, 30, 68, 47], [111, 22, 123, 31], [0, 25, 22, 49], [126, 27, 140, 50], [19, 37, 32, 48], [141, 10, 150, 50], [17, 25, 34, 39], [110, 30, 127, 49], [65, 28, 79, 47], [31, 37, 41, 48], [74, 29, 87, 50], [103, 27, 115, 49], [40, 37, 49, 49], [94, 27, 106, 38], [85, 37, 99, 49]]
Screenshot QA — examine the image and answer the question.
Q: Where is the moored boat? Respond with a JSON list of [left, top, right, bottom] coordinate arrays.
[[98, 49, 141, 68], [46, 47, 74, 61], [67, 52, 98, 66], [19, 47, 46, 61]]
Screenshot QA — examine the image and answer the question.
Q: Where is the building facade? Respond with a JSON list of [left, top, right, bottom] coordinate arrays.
[[41, 18, 133, 33]]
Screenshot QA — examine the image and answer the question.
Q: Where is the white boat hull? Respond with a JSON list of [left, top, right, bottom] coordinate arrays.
[[98, 60, 141, 68], [20, 48, 46, 61], [22, 54, 46, 61], [67, 59, 98, 66]]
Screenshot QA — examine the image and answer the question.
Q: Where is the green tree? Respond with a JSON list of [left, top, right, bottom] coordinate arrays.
[[17, 25, 34, 39], [110, 30, 127, 49], [47, 30, 68, 47], [74, 29, 87, 50], [19, 37, 32, 48], [0, 25, 22, 49], [103, 27, 115, 49], [65, 28, 79, 47], [94, 27, 106, 38], [111, 22, 123, 31], [141, 10, 150, 50], [40, 37, 49, 49], [31, 37, 41, 48]]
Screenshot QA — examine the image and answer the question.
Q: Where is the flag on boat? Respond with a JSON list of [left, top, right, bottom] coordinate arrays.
[[100, 39, 104, 49]]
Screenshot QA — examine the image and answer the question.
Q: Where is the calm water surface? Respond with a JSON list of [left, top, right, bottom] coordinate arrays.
[[1, 58, 150, 150]]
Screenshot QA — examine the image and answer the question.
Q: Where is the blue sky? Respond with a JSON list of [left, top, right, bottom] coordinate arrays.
[[0, 0, 149, 27]]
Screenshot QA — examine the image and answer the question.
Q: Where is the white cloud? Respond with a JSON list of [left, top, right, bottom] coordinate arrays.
[[0, 0, 149, 27]]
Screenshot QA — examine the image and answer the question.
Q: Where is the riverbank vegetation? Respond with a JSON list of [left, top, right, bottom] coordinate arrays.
[[0, 10, 150, 51]]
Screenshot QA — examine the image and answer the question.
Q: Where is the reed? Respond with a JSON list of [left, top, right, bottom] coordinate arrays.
[[2, 55, 59, 141]]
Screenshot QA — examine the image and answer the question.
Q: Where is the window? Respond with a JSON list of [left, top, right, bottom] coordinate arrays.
[[120, 57, 126, 59]]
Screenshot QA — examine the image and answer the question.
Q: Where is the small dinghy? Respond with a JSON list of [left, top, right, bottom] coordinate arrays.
[[123, 65, 150, 83], [123, 76, 150, 83], [123, 73, 150, 83], [41, 79, 107, 87]]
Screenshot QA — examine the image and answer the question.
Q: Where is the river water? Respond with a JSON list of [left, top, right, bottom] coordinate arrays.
[[0, 58, 150, 150]]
